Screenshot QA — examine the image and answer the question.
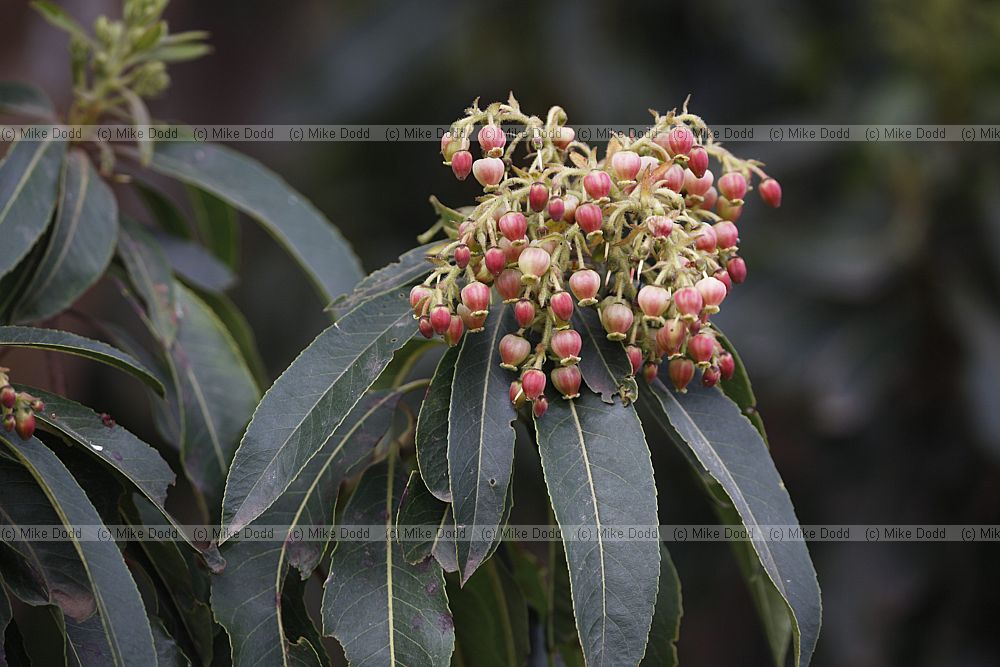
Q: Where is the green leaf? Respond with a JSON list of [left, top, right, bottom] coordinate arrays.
[[533, 392, 659, 667], [0, 325, 164, 395], [187, 186, 239, 269], [117, 218, 178, 345], [321, 455, 454, 667], [395, 470, 449, 565], [133, 142, 362, 301], [0, 81, 55, 119], [0, 138, 66, 281], [212, 389, 400, 667], [447, 305, 518, 583], [135, 182, 192, 239], [327, 243, 440, 315], [640, 380, 821, 667], [574, 306, 638, 404], [151, 618, 192, 667], [0, 434, 157, 665], [121, 89, 153, 166], [15, 150, 118, 322], [143, 43, 212, 63], [715, 328, 769, 444], [155, 232, 237, 292], [192, 289, 268, 388], [639, 545, 682, 667], [415, 345, 458, 502], [30, 2, 91, 44], [281, 575, 331, 667], [449, 559, 530, 667], [221, 289, 416, 536]]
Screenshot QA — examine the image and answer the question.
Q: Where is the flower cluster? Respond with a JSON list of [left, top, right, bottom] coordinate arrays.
[[413, 96, 781, 415], [0, 370, 43, 440]]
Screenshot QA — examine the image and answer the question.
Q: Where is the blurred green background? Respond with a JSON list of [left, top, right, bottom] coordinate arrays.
[[3, 0, 1000, 665]]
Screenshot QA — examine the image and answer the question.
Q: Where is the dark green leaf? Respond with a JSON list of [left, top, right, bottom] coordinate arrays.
[[573, 307, 638, 404], [449, 559, 529, 667], [396, 470, 449, 565], [192, 289, 268, 387], [533, 391, 659, 667], [151, 618, 192, 667], [328, 243, 440, 315], [15, 150, 117, 322], [281, 575, 331, 667], [0, 81, 55, 119], [0, 326, 164, 395], [639, 545, 682, 667], [0, 435, 157, 665], [133, 142, 362, 301], [369, 338, 438, 391], [321, 455, 454, 667], [447, 305, 518, 583], [187, 186, 238, 268], [154, 232, 237, 292], [431, 505, 458, 574], [222, 289, 416, 535], [415, 345, 458, 502], [134, 182, 191, 239], [640, 380, 821, 667], [0, 139, 66, 281], [715, 328, 769, 443], [117, 218, 178, 345]]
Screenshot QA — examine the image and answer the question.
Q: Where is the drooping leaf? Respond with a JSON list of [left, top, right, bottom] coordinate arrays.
[[639, 545, 682, 667], [212, 390, 400, 667], [449, 559, 530, 667], [222, 289, 416, 535], [415, 344, 458, 502], [321, 455, 454, 667], [0, 435, 157, 666], [328, 243, 441, 315], [447, 305, 518, 583], [154, 232, 237, 292], [0, 81, 55, 119], [187, 186, 239, 269], [15, 150, 118, 322], [533, 391, 659, 667], [0, 138, 66, 281], [192, 289, 268, 388], [640, 380, 821, 667], [0, 325, 164, 395], [573, 306, 638, 404], [117, 218, 178, 345], [131, 141, 362, 301], [431, 505, 459, 574], [396, 470, 449, 565], [135, 182, 192, 239], [715, 328, 769, 444]]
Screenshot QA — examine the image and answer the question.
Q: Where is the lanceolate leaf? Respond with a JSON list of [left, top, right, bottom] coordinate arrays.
[[328, 243, 441, 315], [193, 289, 268, 388], [15, 150, 117, 322], [416, 344, 458, 502], [396, 470, 449, 565], [640, 380, 821, 667], [154, 232, 237, 292], [0, 435, 157, 666], [132, 141, 362, 301], [187, 185, 239, 269], [222, 289, 417, 536], [449, 559, 530, 667], [573, 307, 638, 404], [0, 325, 164, 395], [117, 219, 178, 345], [639, 545, 682, 667], [447, 305, 518, 583], [0, 138, 66, 281], [0, 81, 55, 119], [321, 455, 454, 667], [715, 328, 769, 443], [135, 181, 192, 238], [212, 390, 400, 667], [533, 392, 659, 667]]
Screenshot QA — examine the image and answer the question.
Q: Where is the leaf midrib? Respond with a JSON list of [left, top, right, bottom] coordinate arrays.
[[0, 139, 53, 224]]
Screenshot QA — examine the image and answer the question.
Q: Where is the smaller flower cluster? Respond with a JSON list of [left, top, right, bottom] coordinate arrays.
[[0, 370, 43, 440]]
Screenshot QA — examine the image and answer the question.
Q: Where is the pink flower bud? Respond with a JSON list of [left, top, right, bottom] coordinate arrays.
[[551, 329, 582, 364], [444, 315, 465, 347], [499, 334, 531, 370], [684, 168, 714, 196], [601, 302, 634, 341], [727, 257, 747, 284], [674, 287, 704, 318], [701, 366, 721, 388], [626, 345, 643, 375], [457, 303, 487, 332], [485, 247, 506, 275], [441, 132, 470, 160], [637, 285, 670, 321], [668, 358, 695, 392], [688, 145, 709, 178], [0, 386, 15, 409], [718, 352, 735, 381], [694, 225, 718, 252], [418, 316, 434, 339], [529, 182, 549, 212], [718, 172, 747, 201], [510, 381, 526, 408], [550, 291, 574, 322], [496, 268, 522, 302], [454, 244, 471, 269], [643, 362, 659, 384], [550, 366, 582, 399], [478, 124, 506, 153], [713, 269, 733, 292], [661, 164, 685, 192], [547, 197, 565, 221], [645, 215, 673, 238], [666, 126, 695, 156], [575, 203, 603, 235], [713, 221, 739, 249], [717, 198, 743, 222], [458, 220, 476, 242], [759, 178, 782, 208], [2, 413, 13, 432], [583, 170, 611, 199], [562, 194, 579, 223], [517, 246, 551, 282], [701, 186, 718, 211], [499, 238, 524, 264], [639, 155, 659, 176], [553, 127, 575, 150], [656, 318, 687, 357], [521, 368, 546, 400], [451, 151, 473, 181], [472, 157, 505, 187], [687, 334, 715, 364], [610, 150, 641, 181], [14, 410, 35, 440], [532, 396, 549, 418], [461, 281, 491, 315], [409, 285, 432, 315], [499, 212, 528, 244], [430, 305, 452, 334], [569, 269, 601, 306], [696, 276, 727, 310], [514, 299, 536, 327]]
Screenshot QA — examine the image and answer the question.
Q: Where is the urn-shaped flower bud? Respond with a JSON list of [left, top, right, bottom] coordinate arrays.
[[717, 197, 743, 222], [457, 304, 487, 332], [696, 276, 728, 311], [499, 334, 531, 370], [529, 182, 549, 212], [430, 305, 453, 334], [550, 366, 582, 399], [521, 368, 546, 400], [601, 302, 634, 341], [667, 125, 695, 156], [532, 396, 549, 418], [718, 352, 736, 381], [684, 168, 714, 196], [575, 203, 603, 235], [701, 186, 718, 211], [656, 318, 687, 357], [499, 212, 528, 244], [694, 224, 718, 252], [561, 194, 579, 223], [569, 269, 601, 306], [484, 247, 506, 275], [550, 291, 574, 322], [551, 329, 582, 365], [713, 269, 733, 292], [451, 150, 473, 181], [626, 345, 643, 375], [668, 358, 695, 392], [454, 244, 471, 269], [30, 399, 44, 413], [2, 413, 13, 432], [718, 172, 747, 201], [674, 286, 704, 318], [713, 220, 739, 249], [759, 178, 782, 207], [1, 386, 17, 409], [547, 197, 565, 221], [687, 334, 715, 364], [478, 124, 506, 153], [418, 316, 434, 339], [637, 285, 671, 323], [646, 215, 673, 238], [441, 131, 470, 160], [610, 150, 641, 181], [514, 299, 536, 328], [461, 281, 491, 315], [701, 366, 721, 388], [496, 268, 522, 302], [727, 257, 748, 284], [553, 126, 575, 150], [509, 381, 526, 408], [444, 315, 465, 347], [642, 362, 659, 384], [661, 164, 685, 192], [472, 157, 505, 186], [14, 410, 35, 440], [583, 170, 611, 199], [517, 246, 551, 283], [688, 145, 709, 178]]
